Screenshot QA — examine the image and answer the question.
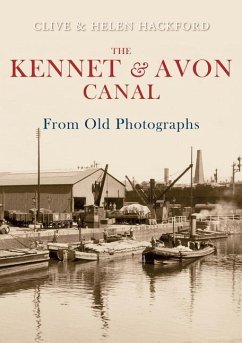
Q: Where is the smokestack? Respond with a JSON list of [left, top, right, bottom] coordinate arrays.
[[194, 150, 205, 184], [164, 168, 169, 185]]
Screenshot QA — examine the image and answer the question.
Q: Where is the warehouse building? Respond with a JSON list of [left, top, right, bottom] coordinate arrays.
[[0, 168, 125, 214]]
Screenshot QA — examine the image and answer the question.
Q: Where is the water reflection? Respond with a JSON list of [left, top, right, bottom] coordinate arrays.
[[143, 235, 242, 328], [92, 262, 109, 337], [0, 235, 242, 343], [210, 235, 242, 311], [0, 267, 48, 295], [33, 285, 42, 343], [216, 234, 242, 255], [47, 258, 134, 339], [142, 262, 183, 297], [0, 267, 48, 343]]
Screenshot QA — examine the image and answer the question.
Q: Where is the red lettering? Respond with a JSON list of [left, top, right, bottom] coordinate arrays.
[[30, 60, 44, 77], [131, 85, 145, 99], [148, 84, 160, 99], [67, 60, 83, 77], [11, 60, 27, 77], [193, 59, 211, 77], [174, 59, 191, 76], [47, 59, 63, 77], [215, 59, 231, 77], [99, 85, 112, 99], [155, 60, 172, 77], [88, 60, 102, 77], [83, 84, 96, 99], [103, 59, 121, 77]]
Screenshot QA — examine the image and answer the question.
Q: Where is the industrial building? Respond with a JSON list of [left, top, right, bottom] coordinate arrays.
[[0, 168, 125, 214]]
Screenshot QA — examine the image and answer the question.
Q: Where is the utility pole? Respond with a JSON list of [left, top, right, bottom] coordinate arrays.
[[36, 128, 41, 222], [32, 191, 37, 230], [190, 147, 193, 211], [232, 156, 241, 196]]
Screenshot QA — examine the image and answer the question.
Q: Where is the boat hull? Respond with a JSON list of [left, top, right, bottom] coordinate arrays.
[[0, 249, 50, 275], [143, 246, 215, 264], [0, 261, 49, 277], [74, 248, 145, 261], [48, 242, 80, 261], [160, 232, 228, 243], [74, 251, 98, 261], [48, 241, 150, 262]]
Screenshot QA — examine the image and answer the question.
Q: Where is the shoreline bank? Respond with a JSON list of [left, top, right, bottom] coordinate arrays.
[[0, 223, 188, 250]]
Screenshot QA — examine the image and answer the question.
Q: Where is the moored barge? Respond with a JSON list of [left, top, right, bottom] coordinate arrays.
[[0, 249, 50, 275], [48, 240, 150, 262], [142, 242, 215, 265]]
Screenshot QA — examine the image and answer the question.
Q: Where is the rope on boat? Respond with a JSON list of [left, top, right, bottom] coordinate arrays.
[[7, 233, 32, 249]]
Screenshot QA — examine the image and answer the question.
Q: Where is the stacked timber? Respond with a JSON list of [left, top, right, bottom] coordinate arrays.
[[84, 240, 150, 254]]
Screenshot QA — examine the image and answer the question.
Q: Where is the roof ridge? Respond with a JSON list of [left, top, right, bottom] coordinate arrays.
[[0, 168, 101, 186], [1, 168, 98, 175]]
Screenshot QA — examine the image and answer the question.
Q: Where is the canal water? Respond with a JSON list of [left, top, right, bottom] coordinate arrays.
[[1, 235, 242, 343]]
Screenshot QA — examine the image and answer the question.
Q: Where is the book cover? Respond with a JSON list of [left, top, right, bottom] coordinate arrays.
[[1, 1, 242, 342]]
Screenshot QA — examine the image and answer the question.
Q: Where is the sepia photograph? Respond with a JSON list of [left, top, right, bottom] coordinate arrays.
[[1, 1, 242, 342]]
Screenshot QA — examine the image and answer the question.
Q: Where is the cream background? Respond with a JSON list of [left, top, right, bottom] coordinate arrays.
[[0, 0, 241, 183]]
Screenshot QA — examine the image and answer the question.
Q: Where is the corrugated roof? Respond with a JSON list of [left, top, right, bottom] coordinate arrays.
[[0, 169, 99, 186]]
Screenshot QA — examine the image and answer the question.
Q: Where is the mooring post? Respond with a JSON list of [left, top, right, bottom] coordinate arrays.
[[63, 249, 68, 262]]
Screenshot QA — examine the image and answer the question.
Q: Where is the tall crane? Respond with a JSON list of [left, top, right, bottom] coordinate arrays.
[[125, 175, 157, 219], [125, 175, 148, 206], [84, 165, 109, 229], [156, 163, 193, 200], [93, 164, 109, 206]]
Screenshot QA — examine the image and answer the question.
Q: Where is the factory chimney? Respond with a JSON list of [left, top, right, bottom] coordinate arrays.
[[194, 150, 205, 184], [164, 168, 169, 185]]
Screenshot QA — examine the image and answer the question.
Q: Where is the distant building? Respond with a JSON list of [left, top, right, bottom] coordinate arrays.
[[0, 168, 125, 213]]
